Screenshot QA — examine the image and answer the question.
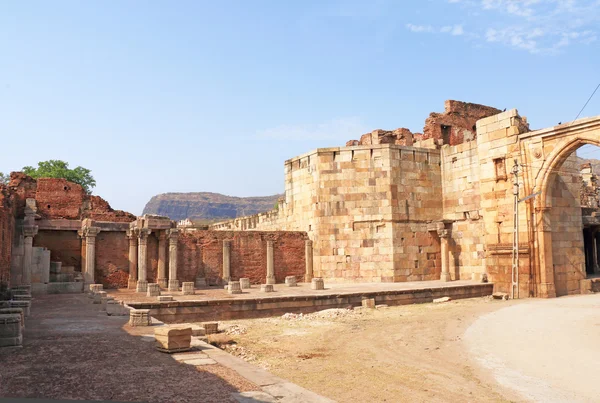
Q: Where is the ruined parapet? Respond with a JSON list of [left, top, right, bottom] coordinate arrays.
[[348, 128, 416, 147], [580, 163, 600, 208]]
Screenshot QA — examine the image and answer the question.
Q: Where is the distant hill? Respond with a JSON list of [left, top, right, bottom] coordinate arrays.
[[142, 192, 282, 221]]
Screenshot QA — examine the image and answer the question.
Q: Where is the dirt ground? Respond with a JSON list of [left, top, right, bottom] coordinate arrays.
[[212, 297, 524, 403], [0, 294, 258, 403]]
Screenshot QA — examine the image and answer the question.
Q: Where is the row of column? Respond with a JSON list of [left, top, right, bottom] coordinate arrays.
[[221, 239, 314, 284], [126, 228, 179, 292], [20, 224, 39, 285]]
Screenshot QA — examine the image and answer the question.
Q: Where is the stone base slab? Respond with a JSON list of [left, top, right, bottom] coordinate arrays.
[[129, 283, 494, 323], [168, 280, 180, 292], [157, 278, 168, 289], [136, 280, 148, 293]]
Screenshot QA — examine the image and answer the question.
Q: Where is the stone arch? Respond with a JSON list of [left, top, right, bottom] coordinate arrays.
[[531, 129, 600, 297]]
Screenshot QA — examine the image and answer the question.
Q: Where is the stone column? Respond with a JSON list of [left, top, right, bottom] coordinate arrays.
[[21, 225, 38, 285], [157, 231, 167, 288], [136, 229, 150, 292], [222, 240, 231, 283], [266, 240, 275, 284], [536, 207, 556, 298], [126, 229, 138, 289], [82, 225, 101, 285], [168, 229, 179, 291], [305, 240, 313, 282], [593, 229, 600, 273], [438, 229, 451, 282]]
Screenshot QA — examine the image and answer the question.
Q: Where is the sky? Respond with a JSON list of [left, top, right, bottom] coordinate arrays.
[[1, 0, 600, 215]]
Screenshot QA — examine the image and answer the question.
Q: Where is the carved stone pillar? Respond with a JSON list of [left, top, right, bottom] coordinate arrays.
[[266, 240, 275, 285], [438, 229, 451, 282], [22, 225, 38, 285], [536, 207, 556, 298], [305, 240, 313, 282], [158, 231, 167, 288], [126, 229, 138, 289], [136, 229, 150, 292], [222, 240, 231, 283], [168, 229, 179, 291], [82, 225, 101, 285]]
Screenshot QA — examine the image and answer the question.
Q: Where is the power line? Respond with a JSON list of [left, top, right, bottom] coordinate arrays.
[[573, 82, 600, 123]]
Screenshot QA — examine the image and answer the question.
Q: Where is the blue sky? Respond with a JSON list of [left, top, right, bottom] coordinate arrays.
[[1, 0, 599, 215]]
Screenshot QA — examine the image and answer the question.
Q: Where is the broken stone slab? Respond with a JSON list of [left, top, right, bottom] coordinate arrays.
[[0, 314, 22, 348], [9, 301, 30, 317], [183, 358, 217, 366], [0, 308, 24, 329], [147, 283, 161, 297], [201, 322, 218, 335], [311, 278, 325, 290], [362, 298, 375, 309], [106, 300, 128, 316], [182, 282, 195, 295], [285, 276, 297, 287], [129, 309, 151, 327], [261, 284, 274, 293], [12, 294, 32, 302], [239, 278, 250, 289], [158, 295, 174, 302], [228, 281, 242, 295], [433, 297, 451, 303], [492, 292, 509, 300], [155, 326, 192, 353], [93, 291, 107, 304]]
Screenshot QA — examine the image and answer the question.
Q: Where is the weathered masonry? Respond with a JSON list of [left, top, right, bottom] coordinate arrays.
[[211, 101, 600, 298], [0, 176, 308, 294]]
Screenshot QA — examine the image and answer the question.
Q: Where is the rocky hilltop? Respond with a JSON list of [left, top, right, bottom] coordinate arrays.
[[142, 192, 282, 221]]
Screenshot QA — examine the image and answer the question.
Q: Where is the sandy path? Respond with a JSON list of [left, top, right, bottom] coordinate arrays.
[[216, 297, 522, 402], [464, 294, 600, 403]]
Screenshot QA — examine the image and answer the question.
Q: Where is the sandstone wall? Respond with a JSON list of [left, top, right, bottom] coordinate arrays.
[[177, 231, 308, 285], [549, 154, 585, 296]]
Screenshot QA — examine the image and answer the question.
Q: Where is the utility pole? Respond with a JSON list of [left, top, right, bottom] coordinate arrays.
[[511, 159, 520, 299]]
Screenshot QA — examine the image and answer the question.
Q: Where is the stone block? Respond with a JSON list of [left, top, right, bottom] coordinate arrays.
[[0, 308, 24, 328], [89, 284, 103, 293], [195, 277, 207, 288], [261, 284, 274, 293], [0, 314, 22, 347], [157, 278, 168, 288], [158, 295, 174, 302], [11, 289, 29, 296], [12, 294, 32, 301], [362, 298, 375, 309], [9, 301, 30, 317], [311, 278, 325, 290], [239, 278, 250, 289], [101, 296, 114, 311], [201, 322, 219, 335], [129, 309, 151, 327], [168, 279, 180, 292], [154, 326, 192, 353], [136, 280, 148, 293], [228, 281, 242, 294], [182, 282, 195, 295], [106, 300, 128, 316], [93, 291, 107, 304], [285, 276, 297, 287], [12, 285, 31, 293], [147, 283, 161, 297]]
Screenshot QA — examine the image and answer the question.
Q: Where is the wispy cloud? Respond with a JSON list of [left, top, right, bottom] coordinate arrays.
[[406, 23, 464, 36], [413, 0, 600, 54], [257, 117, 369, 141]]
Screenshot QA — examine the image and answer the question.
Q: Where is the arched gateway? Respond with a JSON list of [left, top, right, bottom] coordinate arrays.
[[476, 111, 600, 298]]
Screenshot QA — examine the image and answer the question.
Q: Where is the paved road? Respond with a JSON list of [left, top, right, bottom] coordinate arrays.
[[0, 294, 256, 402], [464, 294, 600, 402]]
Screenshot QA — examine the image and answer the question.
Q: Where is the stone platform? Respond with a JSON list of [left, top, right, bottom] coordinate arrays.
[[111, 280, 493, 323]]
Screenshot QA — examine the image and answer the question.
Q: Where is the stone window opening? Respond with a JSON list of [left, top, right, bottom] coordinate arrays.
[[494, 157, 508, 181], [441, 124, 451, 144]]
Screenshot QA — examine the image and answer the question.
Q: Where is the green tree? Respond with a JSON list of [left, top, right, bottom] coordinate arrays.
[[0, 172, 8, 185], [22, 160, 96, 193]]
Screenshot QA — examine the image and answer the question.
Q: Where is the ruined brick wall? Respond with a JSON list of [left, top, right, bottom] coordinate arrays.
[[176, 231, 308, 285], [34, 230, 82, 270], [84, 195, 136, 222], [8, 173, 36, 218], [35, 178, 86, 219], [95, 232, 129, 289], [419, 100, 502, 146], [0, 185, 15, 286]]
